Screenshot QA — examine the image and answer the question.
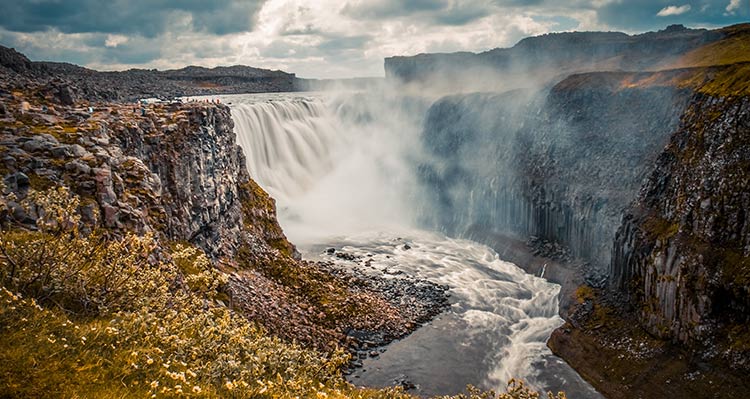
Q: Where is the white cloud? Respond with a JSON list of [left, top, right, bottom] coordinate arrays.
[[656, 4, 692, 17], [725, 0, 741, 15], [104, 34, 128, 48]]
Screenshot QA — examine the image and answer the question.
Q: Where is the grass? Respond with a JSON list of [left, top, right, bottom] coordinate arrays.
[[671, 25, 750, 68]]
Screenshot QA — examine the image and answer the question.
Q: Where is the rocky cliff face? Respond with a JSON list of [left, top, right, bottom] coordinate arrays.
[[0, 89, 287, 261], [611, 93, 750, 345], [418, 73, 691, 278]]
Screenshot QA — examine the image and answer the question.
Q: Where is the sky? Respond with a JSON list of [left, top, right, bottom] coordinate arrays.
[[0, 0, 747, 79]]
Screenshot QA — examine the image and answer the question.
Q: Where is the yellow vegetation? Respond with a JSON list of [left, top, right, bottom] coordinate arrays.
[[670, 24, 750, 68], [0, 187, 566, 398]]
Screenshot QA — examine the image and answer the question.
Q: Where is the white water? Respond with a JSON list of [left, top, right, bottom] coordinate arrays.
[[224, 92, 601, 397], [228, 92, 422, 243]]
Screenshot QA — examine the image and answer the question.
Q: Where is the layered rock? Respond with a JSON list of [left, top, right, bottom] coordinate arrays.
[[418, 73, 691, 277], [0, 95, 277, 261], [611, 93, 750, 344]]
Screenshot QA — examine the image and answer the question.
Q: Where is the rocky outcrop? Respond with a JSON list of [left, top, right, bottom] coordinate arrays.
[[610, 94, 750, 344], [0, 93, 276, 261], [0, 46, 32, 73]]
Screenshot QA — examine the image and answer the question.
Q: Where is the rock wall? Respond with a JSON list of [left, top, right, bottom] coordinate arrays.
[[418, 76, 691, 276], [0, 88, 293, 261], [610, 94, 750, 343]]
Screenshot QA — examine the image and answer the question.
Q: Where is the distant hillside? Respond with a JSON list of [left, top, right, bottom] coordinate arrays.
[[0, 45, 299, 102], [384, 24, 748, 92]]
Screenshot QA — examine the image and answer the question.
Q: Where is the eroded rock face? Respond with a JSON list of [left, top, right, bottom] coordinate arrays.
[[611, 94, 750, 344], [0, 94, 293, 261], [418, 78, 691, 278]]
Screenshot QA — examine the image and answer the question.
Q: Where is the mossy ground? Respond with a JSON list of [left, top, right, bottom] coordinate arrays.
[[549, 287, 750, 399]]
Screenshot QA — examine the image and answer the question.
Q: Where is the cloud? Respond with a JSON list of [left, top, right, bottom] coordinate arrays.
[[725, 0, 742, 14], [0, 0, 266, 37], [656, 4, 692, 16], [104, 34, 128, 48], [342, 0, 449, 19]]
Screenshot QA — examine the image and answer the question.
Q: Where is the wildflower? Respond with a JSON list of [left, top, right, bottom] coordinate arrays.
[[150, 380, 159, 389], [146, 358, 154, 365], [225, 381, 234, 390], [192, 386, 201, 393]]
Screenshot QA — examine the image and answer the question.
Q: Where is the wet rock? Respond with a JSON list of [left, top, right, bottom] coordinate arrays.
[[392, 375, 416, 390]]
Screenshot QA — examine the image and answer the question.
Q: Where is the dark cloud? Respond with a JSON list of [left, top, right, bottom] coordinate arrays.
[[596, 0, 749, 30], [0, 0, 266, 37], [342, 0, 449, 19], [434, 2, 493, 25]]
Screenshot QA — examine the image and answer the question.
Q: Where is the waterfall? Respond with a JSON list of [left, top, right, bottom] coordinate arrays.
[[231, 97, 342, 203], [228, 92, 429, 243]]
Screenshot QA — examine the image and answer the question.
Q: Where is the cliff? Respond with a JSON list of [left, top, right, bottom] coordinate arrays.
[[418, 70, 692, 279], [0, 86, 270, 261], [611, 92, 750, 344]]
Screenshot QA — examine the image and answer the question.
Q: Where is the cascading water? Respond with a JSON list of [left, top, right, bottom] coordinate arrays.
[[230, 95, 340, 203], [223, 91, 601, 398]]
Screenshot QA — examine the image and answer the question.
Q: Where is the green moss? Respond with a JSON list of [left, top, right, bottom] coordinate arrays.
[[238, 179, 295, 258], [574, 285, 595, 304], [27, 173, 55, 191], [719, 249, 750, 287], [728, 323, 750, 352], [643, 216, 680, 242]]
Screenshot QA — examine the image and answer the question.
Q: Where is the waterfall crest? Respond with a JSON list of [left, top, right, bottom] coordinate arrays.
[[231, 98, 342, 203]]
